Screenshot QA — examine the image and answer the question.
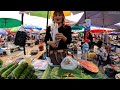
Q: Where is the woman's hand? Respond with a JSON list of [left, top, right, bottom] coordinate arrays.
[[56, 33, 67, 42], [47, 41, 57, 48]]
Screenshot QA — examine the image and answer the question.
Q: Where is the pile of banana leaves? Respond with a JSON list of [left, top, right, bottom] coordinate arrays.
[[38, 65, 108, 79]]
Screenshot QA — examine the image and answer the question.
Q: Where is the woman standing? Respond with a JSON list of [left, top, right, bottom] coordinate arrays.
[[45, 11, 72, 65]]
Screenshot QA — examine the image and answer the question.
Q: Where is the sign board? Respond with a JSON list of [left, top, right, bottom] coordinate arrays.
[[84, 19, 91, 31], [85, 19, 91, 27]]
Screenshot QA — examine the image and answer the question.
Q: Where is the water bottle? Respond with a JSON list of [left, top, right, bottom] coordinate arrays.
[[77, 46, 82, 60], [82, 42, 89, 60], [82, 42, 89, 53], [43, 52, 47, 60]]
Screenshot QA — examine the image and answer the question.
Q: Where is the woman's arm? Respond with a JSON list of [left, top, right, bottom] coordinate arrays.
[[55, 26, 72, 44]]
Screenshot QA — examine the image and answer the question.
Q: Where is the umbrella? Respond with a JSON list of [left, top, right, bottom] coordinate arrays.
[[40, 29, 46, 34], [24, 25, 42, 30], [50, 11, 71, 17], [0, 18, 22, 28], [10, 27, 19, 33], [25, 29, 33, 33], [0, 29, 7, 36], [32, 29, 41, 32], [71, 26, 84, 30]]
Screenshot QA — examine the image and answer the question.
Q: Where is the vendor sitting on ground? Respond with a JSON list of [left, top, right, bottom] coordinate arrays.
[[96, 40, 113, 66]]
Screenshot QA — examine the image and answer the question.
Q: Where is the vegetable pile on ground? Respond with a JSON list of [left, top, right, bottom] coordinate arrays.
[[0, 62, 37, 79], [40, 65, 107, 79], [40, 66, 92, 79], [0, 59, 3, 68]]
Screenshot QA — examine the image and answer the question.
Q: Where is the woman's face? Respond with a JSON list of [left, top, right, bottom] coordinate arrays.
[[53, 12, 64, 24]]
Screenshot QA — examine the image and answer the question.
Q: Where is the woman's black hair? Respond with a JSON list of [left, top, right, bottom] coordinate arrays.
[[96, 40, 103, 48]]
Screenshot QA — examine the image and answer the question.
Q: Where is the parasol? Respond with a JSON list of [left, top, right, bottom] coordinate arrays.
[[24, 25, 42, 30], [0, 29, 7, 36], [10, 27, 19, 33], [0, 18, 21, 28]]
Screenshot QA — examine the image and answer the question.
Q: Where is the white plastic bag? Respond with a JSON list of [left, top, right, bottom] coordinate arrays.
[[61, 56, 78, 70], [32, 60, 48, 70], [46, 57, 53, 66], [50, 23, 58, 42]]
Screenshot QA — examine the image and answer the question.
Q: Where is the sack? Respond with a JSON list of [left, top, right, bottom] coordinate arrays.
[[49, 49, 68, 65], [14, 31, 27, 47], [61, 56, 78, 70]]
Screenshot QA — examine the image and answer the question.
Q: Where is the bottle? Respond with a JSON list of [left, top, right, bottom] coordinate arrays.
[[82, 42, 89, 60], [43, 52, 47, 60], [82, 42, 89, 53], [77, 46, 82, 60]]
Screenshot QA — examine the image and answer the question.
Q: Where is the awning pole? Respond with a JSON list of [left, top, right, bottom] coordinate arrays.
[[21, 13, 26, 55]]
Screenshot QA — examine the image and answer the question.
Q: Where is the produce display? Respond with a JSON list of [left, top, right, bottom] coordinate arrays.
[[26, 70, 35, 79], [11, 62, 28, 79], [1, 64, 18, 79], [0, 59, 3, 68], [78, 60, 99, 73], [0, 63, 14, 76], [0, 62, 37, 79], [87, 53, 97, 59], [19, 65, 33, 79], [40, 66, 105, 79], [40, 66, 50, 79]]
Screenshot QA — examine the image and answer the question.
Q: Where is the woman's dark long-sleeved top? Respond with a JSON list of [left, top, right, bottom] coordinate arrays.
[[45, 25, 72, 50]]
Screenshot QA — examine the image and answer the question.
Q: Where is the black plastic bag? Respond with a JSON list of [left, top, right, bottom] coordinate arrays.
[[14, 31, 27, 47]]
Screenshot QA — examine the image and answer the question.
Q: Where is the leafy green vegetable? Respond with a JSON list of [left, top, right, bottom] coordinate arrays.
[[41, 66, 50, 79]]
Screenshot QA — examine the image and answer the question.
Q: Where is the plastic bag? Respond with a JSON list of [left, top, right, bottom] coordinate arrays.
[[61, 56, 78, 70], [32, 60, 48, 70], [46, 57, 53, 66], [50, 23, 58, 42]]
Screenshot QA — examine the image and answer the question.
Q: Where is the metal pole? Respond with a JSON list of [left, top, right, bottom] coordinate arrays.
[[84, 11, 87, 39], [46, 11, 49, 57], [21, 13, 26, 55], [46, 11, 49, 28]]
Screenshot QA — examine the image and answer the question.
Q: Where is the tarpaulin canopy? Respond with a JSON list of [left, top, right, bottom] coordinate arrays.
[[77, 11, 120, 29], [109, 32, 120, 35], [85, 29, 113, 33]]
